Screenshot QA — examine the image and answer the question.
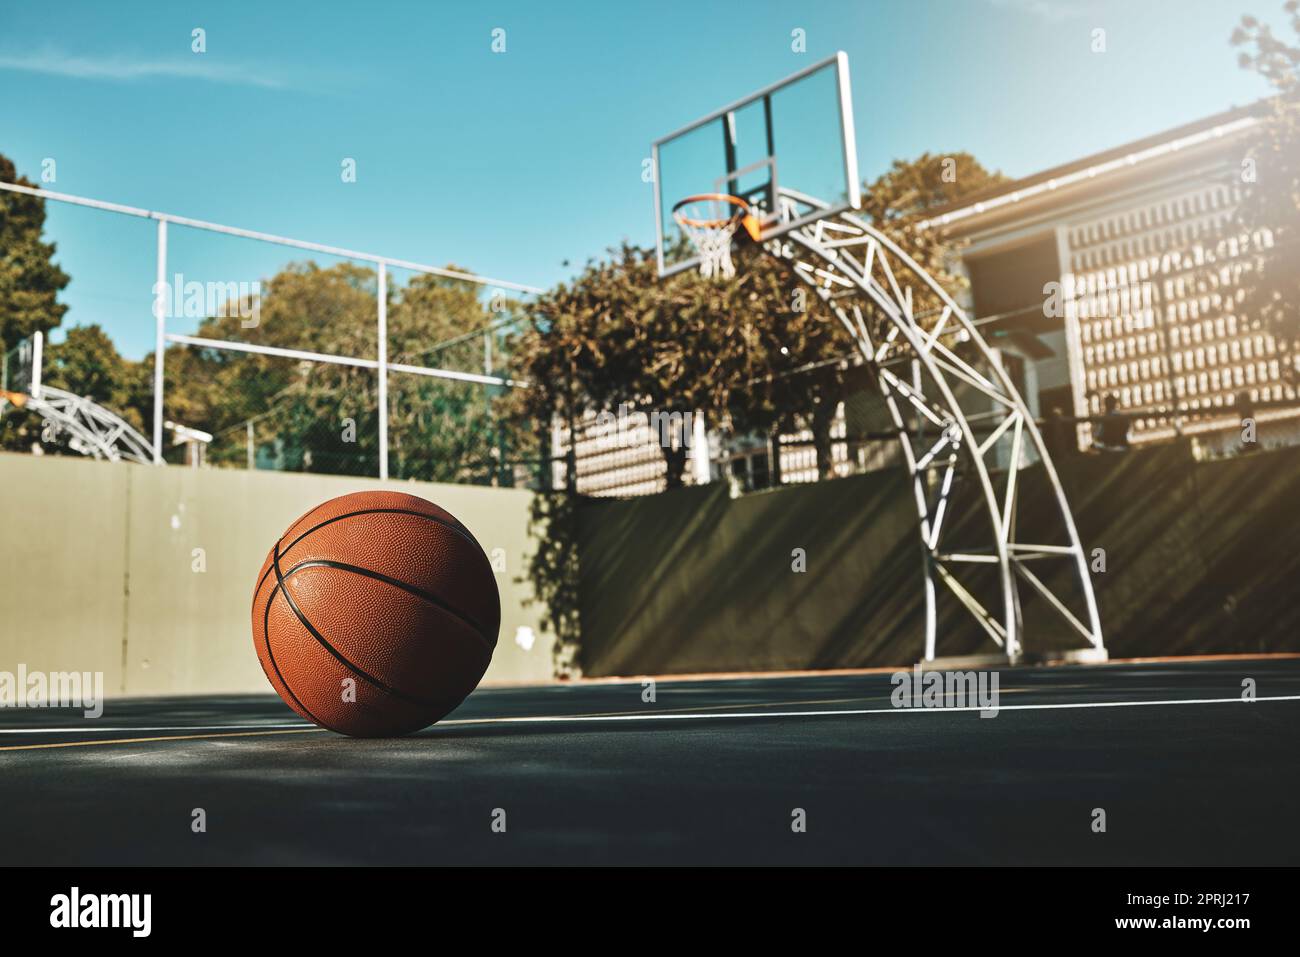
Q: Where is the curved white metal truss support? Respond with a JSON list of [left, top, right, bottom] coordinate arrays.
[[3, 386, 155, 465], [765, 189, 1103, 662]]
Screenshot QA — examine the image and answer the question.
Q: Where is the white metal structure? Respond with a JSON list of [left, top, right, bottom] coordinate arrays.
[[771, 192, 1104, 660], [0, 181, 541, 479], [0, 332, 155, 464], [654, 53, 1104, 662], [18, 385, 156, 464]]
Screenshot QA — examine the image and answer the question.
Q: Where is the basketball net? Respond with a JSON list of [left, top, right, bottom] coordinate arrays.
[[672, 194, 753, 280]]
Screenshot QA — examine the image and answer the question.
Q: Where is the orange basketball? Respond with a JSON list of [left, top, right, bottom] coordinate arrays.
[[251, 490, 500, 737]]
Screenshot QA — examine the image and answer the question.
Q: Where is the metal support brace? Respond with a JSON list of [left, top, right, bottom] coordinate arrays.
[[765, 190, 1104, 661]]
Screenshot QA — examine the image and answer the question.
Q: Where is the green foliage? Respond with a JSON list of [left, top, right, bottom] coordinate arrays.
[[162, 261, 379, 473], [521, 491, 584, 678], [0, 155, 70, 356], [509, 154, 1006, 487], [508, 243, 741, 489], [863, 151, 1007, 309], [44, 324, 147, 423], [1232, 2, 1300, 351], [388, 272, 514, 483], [161, 261, 510, 480]]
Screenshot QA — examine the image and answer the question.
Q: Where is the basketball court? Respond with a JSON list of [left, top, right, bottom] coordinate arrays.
[[3, 658, 1298, 865], [2, 12, 1297, 894]]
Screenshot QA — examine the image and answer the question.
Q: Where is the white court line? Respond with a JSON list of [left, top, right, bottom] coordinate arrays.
[[439, 694, 1300, 725], [3, 694, 1298, 735]]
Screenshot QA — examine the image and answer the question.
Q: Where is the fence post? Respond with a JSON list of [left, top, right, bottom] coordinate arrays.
[[377, 262, 389, 480], [152, 218, 167, 464]]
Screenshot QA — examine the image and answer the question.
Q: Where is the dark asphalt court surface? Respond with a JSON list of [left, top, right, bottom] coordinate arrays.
[[2, 657, 1297, 865]]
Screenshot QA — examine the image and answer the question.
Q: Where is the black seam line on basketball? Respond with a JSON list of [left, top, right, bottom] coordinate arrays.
[[263, 582, 347, 736], [259, 507, 477, 595], [284, 507, 476, 556], [283, 558, 494, 647], [271, 539, 451, 711], [256, 507, 479, 596]]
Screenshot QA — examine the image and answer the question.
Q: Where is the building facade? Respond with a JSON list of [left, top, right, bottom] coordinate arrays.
[[924, 104, 1298, 455], [550, 402, 866, 497]]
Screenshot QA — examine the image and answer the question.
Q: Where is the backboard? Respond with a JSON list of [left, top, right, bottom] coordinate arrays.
[[653, 51, 860, 278], [2, 330, 43, 398]]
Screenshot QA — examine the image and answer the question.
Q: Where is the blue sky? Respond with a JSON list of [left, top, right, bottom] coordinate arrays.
[[0, 0, 1278, 358]]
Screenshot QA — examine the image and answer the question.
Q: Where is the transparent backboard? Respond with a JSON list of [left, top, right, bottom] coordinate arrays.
[[2, 331, 42, 396], [653, 51, 860, 278]]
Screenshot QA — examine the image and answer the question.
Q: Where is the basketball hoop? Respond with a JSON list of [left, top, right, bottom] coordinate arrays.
[[672, 194, 758, 280]]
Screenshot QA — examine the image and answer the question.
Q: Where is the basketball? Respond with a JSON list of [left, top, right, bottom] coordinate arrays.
[[251, 490, 500, 737]]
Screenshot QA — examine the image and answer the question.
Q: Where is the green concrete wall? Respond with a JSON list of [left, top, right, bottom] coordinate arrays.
[[1045, 443, 1300, 657], [7, 442, 1297, 688], [576, 444, 1300, 675], [576, 471, 922, 675], [0, 452, 556, 694], [0, 455, 132, 690]]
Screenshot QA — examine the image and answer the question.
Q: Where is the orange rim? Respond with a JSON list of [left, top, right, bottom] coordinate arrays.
[[671, 193, 751, 228]]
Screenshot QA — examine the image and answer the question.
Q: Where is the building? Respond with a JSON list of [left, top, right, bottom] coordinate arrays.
[[923, 102, 1299, 455], [551, 401, 863, 496], [550, 407, 711, 497]]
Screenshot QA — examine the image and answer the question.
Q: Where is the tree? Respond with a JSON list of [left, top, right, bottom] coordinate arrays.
[[387, 271, 505, 483], [156, 260, 509, 478], [162, 261, 379, 473], [729, 153, 1008, 481], [509, 243, 742, 491], [709, 245, 849, 482], [1231, 3, 1300, 365], [0, 155, 70, 353], [862, 151, 1007, 319], [43, 324, 148, 430]]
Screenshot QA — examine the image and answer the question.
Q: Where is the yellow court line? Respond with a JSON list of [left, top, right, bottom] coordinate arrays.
[[0, 696, 878, 748], [0, 727, 326, 753]]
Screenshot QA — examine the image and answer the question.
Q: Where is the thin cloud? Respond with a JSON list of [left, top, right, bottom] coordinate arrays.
[[985, 0, 1092, 23], [0, 49, 291, 89]]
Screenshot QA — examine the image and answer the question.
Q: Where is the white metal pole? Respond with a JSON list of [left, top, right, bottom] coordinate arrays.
[[162, 333, 522, 386], [691, 410, 710, 484], [0, 180, 543, 295], [30, 330, 43, 398], [377, 262, 389, 481], [152, 219, 167, 464]]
